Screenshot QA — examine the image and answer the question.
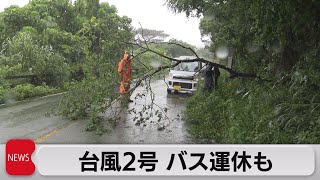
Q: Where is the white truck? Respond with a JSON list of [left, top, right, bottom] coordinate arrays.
[[167, 56, 203, 94]]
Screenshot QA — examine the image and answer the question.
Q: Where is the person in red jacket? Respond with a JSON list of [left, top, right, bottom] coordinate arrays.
[[118, 53, 133, 102]]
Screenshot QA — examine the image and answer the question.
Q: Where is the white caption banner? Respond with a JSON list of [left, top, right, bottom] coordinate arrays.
[[36, 145, 314, 176]]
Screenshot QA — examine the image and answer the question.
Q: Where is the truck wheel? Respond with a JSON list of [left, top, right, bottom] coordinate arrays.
[[167, 88, 172, 94]]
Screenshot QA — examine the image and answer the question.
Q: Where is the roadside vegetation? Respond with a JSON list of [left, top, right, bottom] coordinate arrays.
[[0, 84, 58, 104], [167, 0, 320, 143], [186, 73, 320, 143]]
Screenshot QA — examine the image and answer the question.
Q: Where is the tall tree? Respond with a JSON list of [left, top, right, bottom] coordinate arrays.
[[135, 28, 170, 42], [166, 0, 320, 81]]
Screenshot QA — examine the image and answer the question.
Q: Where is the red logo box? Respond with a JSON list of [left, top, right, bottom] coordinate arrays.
[[6, 139, 35, 176]]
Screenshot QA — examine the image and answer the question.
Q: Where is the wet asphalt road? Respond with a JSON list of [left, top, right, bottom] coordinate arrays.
[[0, 80, 193, 144]]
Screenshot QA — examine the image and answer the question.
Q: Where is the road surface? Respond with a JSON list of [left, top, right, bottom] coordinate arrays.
[[0, 80, 194, 144]]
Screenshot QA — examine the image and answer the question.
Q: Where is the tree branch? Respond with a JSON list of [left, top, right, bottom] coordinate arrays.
[[149, 41, 199, 58], [126, 41, 258, 79]]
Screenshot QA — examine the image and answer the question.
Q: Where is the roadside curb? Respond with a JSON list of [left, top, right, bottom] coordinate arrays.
[[0, 92, 66, 109]]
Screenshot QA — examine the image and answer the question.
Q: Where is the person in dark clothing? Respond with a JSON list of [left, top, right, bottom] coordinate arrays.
[[213, 65, 221, 89], [204, 64, 214, 92]]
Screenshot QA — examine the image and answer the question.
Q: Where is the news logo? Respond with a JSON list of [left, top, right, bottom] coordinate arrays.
[[5, 139, 36, 176]]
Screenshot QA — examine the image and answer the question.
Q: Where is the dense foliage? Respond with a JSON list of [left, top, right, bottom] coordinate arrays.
[[186, 74, 320, 143], [0, 0, 133, 133], [167, 0, 320, 143]]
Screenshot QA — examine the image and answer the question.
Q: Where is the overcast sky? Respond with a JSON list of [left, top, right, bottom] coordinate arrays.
[[0, 0, 204, 48]]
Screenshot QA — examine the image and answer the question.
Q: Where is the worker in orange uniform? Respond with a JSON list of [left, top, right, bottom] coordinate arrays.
[[118, 53, 133, 102]]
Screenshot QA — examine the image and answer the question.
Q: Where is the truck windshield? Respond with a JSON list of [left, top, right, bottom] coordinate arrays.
[[172, 62, 199, 72]]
